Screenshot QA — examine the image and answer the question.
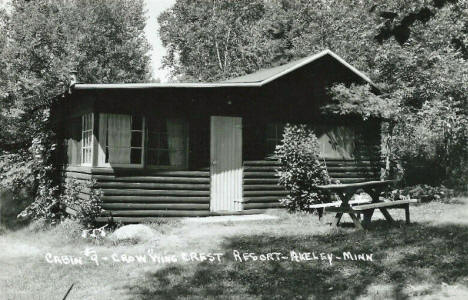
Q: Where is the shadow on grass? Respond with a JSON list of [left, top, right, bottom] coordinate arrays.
[[126, 221, 468, 299]]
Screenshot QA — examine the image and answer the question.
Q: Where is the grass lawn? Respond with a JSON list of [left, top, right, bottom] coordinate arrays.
[[1, 198, 468, 300]]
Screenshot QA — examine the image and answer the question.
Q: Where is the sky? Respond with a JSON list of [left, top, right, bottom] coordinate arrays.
[[144, 0, 177, 82]]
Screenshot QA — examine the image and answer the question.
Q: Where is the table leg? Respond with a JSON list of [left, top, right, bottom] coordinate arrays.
[[379, 208, 394, 222], [349, 213, 364, 230], [332, 213, 343, 227], [405, 205, 410, 224], [363, 209, 374, 224]]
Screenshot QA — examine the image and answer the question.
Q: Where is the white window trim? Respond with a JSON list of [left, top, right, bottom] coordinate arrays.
[[81, 113, 94, 166]]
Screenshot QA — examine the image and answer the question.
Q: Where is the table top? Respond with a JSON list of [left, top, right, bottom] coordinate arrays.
[[316, 180, 399, 191]]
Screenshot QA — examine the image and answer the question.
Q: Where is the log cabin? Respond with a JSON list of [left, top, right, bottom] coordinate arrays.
[[53, 49, 383, 222]]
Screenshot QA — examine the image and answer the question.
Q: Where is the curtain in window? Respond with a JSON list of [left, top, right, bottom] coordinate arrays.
[[66, 117, 81, 165], [166, 119, 187, 167], [107, 114, 131, 164], [316, 125, 356, 159]]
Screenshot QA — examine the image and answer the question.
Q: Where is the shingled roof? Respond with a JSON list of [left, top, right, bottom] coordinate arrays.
[[72, 49, 374, 90]]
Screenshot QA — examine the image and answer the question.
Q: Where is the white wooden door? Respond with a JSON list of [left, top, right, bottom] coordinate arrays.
[[210, 116, 243, 212]]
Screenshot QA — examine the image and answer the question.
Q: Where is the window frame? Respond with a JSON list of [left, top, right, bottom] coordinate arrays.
[[97, 114, 145, 168], [96, 113, 189, 170], [81, 113, 94, 166], [265, 122, 286, 158], [145, 118, 189, 170]]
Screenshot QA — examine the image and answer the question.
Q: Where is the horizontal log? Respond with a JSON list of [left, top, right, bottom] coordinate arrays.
[[96, 182, 210, 190], [62, 166, 92, 174], [102, 189, 210, 196], [91, 168, 209, 177], [242, 196, 282, 203], [61, 172, 93, 180], [102, 210, 212, 217], [243, 184, 283, 191], [326, 166, 380, 172], [243, 190, 288, 196], [101, 196, 210, 203], [243, 178, 279, 184], [102, 203, 209, 210], [243, 202, 283, 209], [244, 172, 279, 178], [244, 166, 278, 171], [328, 173, 379, 179], [93, 175, 209, 184], [243, 160, 281, 166]]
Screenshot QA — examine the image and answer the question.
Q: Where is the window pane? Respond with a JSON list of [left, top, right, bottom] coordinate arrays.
[[130, 148, 142, 164], [131, 131, 142, 147], [107, 114, 131, 164], [132, 115, 142, 130]]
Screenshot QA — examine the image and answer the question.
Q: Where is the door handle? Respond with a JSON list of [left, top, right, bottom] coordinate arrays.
[[212, 160, 217, 166]]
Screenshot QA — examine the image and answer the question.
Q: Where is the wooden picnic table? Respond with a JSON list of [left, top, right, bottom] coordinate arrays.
[[316, 180, 417, 230]]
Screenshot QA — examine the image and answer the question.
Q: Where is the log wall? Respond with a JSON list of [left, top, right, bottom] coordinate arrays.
[[242, 159, 382, 210], [61, 158, 382, 220], [61, 167, 212, 222]]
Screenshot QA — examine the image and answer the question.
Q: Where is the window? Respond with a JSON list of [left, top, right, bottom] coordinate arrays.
[[81, 113, 93, 165], [146, 118, 187, 167], [98, 114, 143, 166], [130, 116, 144, 164], [64, 117, 81, 166], [98, 113, 187, 168], [264, 122, 358, 159], [265, 122, 286, 155]]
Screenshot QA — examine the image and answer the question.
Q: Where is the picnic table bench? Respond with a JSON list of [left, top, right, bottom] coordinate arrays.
[[313, 180, 417, 230]]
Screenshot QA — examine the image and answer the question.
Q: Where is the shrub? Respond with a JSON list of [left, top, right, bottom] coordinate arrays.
[[275, 124, 331, 212], [384, 184, 456, 203], [60, 178, 103, 227]]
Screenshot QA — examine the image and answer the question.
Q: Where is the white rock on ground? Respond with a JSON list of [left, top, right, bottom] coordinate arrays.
[[108, 224, 155, 243]]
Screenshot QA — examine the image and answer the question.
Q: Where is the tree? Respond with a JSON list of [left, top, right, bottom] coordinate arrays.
[[0, 0, 152, 222], [159, 0, 468, 188], [0, 0, 151, 150], [158, 0, 267, 82]]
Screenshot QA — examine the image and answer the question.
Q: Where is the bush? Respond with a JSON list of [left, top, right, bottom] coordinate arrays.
[[384, 184, 456, 203], [60, 178, 103, 227], [275, 124, 331, 212]]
